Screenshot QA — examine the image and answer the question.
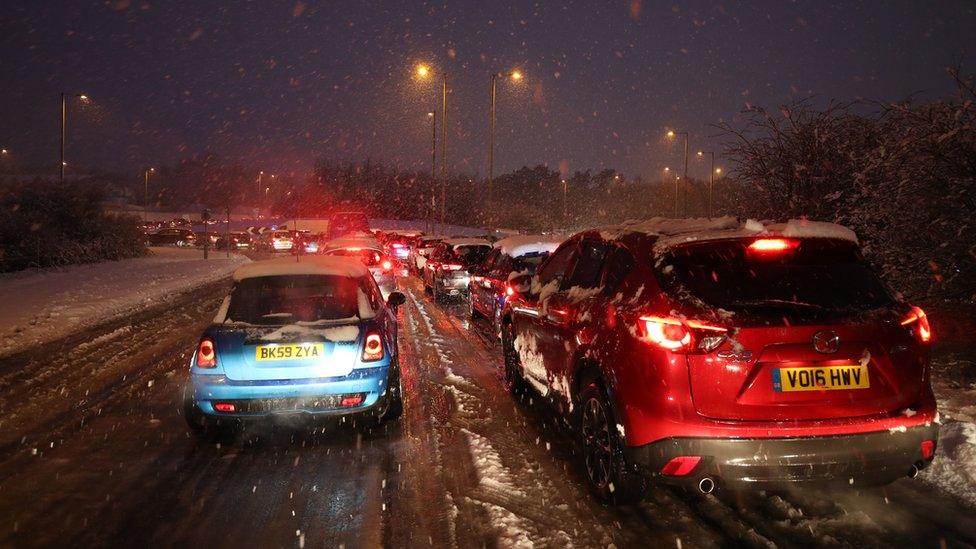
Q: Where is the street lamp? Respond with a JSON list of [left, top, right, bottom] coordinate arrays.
[[697, 150, 717, 218], [561, 178, 568, 224], [426, 111, 437, 233], [415, 63, 449, 229], [488, 69, 523, 226], [143, 167, 155, 221], [665, 129, 689, 216], [60, 92, 89, 183]]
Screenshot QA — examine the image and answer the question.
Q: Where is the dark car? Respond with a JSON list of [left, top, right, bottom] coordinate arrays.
[[422, 238, 492, 301], [327, 211, 370, 241], [468, 234, 564, 339], [146, 227, 196, 247], [216, 232, 252, 250], [501, 218, 938, 503]]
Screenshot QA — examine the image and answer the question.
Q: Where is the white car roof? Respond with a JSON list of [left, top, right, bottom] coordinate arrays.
[[444, 238, 492, 247], [233, 256, 369, 281], [493, 234, 565, 257]]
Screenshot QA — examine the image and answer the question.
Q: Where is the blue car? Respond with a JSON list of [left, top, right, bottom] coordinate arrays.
[[183, 256, 406, 432]]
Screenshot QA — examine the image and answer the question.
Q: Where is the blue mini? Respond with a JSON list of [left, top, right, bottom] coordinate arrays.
[[184, 256, 405, 431]]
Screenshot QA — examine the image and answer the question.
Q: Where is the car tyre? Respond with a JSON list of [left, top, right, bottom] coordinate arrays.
[[578, 382, 646, 505], [502, 321, 528, 396], [182, 389, 206, 433], [377, 362, 404, 424]]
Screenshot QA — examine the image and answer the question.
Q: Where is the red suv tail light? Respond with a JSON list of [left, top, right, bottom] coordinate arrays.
[[900, 305, 932, 343], [382, 259, 393, 270], [441, 263, 463, 271], [638, 316, 727, 353], [362, 332, 384, 362], [197, 338, 217, 368]]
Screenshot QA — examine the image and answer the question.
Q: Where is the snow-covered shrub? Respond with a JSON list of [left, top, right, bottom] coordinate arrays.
[[0, 181, 147, 272], [719, 67, 976, 302]]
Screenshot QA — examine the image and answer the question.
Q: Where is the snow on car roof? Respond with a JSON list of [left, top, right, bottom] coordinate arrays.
[[597, 216, 858, 254], [444, 238, 492, 247], [233, 256, 369, 281], [493, 234, 565, 257], [321, 236, 382, 251]]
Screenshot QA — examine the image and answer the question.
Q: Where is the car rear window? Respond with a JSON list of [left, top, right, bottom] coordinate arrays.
[[324, 248, 382, 267], [655, 239, 894, 313], [226, 275, 361, 324], [450, 245, 491, 265]]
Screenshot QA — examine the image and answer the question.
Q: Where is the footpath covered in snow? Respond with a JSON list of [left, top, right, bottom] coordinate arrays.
[[0, 247, 249, 357]]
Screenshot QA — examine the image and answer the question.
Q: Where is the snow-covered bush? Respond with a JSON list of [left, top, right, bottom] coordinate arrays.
[[0, 181, 147, 272], [719, 67, 976, 302]]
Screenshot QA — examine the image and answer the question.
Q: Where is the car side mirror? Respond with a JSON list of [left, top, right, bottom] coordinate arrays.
[[387, 291, 406, 309]]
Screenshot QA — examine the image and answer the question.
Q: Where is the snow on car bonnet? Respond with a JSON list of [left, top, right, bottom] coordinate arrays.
[[597, 216, 858, 254], [493, 234, 565, 257], [233, 256, 369, 281]]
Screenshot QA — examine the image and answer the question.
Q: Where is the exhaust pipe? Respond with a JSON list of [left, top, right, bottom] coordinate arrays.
[[698, 477, 716, 494], [907, 461, 923, 479]]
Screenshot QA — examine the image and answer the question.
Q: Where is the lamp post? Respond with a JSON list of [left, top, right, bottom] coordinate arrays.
[[666, 130, 689, 217], [416, 63, 449, 231], [143, 167, 155, 221], [561, 178, 568, 225], [697, 150, 716, 218], [60, 93, 89, 183], [488, 69, 522, 226], [427, 111, 436, 234]]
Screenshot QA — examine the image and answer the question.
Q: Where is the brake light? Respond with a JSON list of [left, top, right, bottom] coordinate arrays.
[[638, 316, 727, 353], [362, 332, 384, 362], [213, 402, 235, 413], [382, 260, 393, 270], [392, 243, 405, 248], [921, 439, 936, 460], [661, 456, 702, 476], [747, 238, 799, 254], [340, 394, 365, 407], [900, 305, 932, 343], [505, 285, 515, 296], [197, 338, 216, 368], [441, 263, 463, 271]]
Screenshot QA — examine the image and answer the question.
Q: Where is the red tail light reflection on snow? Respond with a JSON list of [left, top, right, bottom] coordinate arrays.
[[197, 338, 216, 368], [900, 306, 932, 343]]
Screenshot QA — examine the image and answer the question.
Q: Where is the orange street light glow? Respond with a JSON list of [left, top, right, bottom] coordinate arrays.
[[416, 64, 430, 78], [510, 70, 523, 81]]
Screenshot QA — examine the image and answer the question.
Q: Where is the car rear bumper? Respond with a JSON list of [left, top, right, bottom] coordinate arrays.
[[190, 367, 391, 418], [625, 423, 939, 488], [437, 275, 470, 293]]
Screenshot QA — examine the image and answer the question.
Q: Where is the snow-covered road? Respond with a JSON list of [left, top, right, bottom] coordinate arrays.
[[0, 273, 973, 547]]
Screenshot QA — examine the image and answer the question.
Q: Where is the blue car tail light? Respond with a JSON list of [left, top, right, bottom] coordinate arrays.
[[197, 338, 217, 368], [362, 332, 384, 362]]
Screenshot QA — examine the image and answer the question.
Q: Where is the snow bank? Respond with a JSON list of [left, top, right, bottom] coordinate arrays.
[[0, 247, 249, 357], [233, 256, 368, 281], [493, 234, 565, 257]]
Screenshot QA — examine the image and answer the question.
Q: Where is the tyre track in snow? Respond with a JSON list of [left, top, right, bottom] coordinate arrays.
[[0, 279, 231, 472]]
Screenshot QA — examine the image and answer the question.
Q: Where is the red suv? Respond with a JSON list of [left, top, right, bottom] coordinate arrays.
[[501, 218, 937, 503]]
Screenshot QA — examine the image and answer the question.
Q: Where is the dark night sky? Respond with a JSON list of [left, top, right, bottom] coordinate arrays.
[[2, 0, 975, 181]]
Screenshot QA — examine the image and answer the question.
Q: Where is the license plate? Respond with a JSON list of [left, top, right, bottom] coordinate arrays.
[[772, 365, 869, 392], [255, 343, 325, 361]]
